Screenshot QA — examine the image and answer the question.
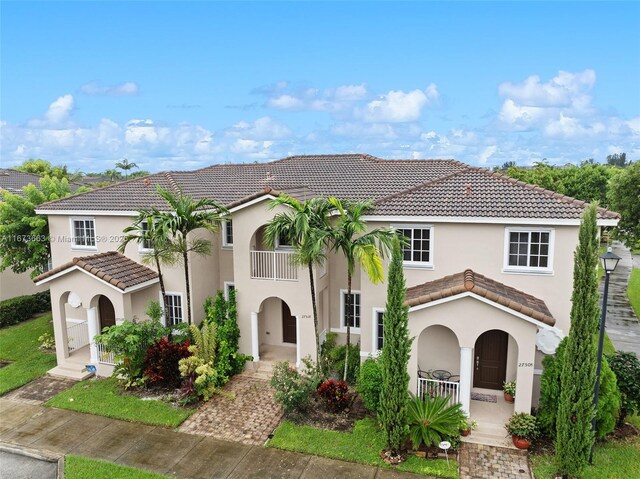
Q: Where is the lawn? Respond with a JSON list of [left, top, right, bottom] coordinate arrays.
[[628, 267, 640, 319], [0, 313, 57, 395], [267, 418, 459, 478], [46, 377, 194, 428], [65, 455, 170, 479]]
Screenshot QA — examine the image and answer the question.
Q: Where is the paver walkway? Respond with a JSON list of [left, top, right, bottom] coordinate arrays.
[[601, 242, 640, 356], [4, 376, 77, 405], [179, 373, 282, 446], [458, 442, 532, 479]]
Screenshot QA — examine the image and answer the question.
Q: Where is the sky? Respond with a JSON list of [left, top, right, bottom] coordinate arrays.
[[1, 1, 639, 173]]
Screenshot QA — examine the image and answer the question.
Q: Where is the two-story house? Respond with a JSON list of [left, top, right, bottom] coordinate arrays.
[[32, 154, 619, 435]]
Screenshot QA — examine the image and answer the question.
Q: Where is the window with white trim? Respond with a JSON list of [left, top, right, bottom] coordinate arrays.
[[140, 220, 153, 251], [72, 219, 96, 248], [341, 291, 361, 329], [224, 282, 235, 300], [505, 229, 552, 271], [223, 221, 233, 247], [396, 225, 433, 265], [375, 310, 384, 351], [165, 294, 183, 326], [276, 233, 293, 249]]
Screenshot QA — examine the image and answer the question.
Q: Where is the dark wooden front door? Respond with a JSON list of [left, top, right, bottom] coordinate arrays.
[[282, 302, 296, 344], [473, 330, 508, 390], [98, 296, 116, 331]]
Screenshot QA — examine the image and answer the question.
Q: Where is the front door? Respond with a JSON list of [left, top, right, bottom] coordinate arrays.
[[282, 302, 296, 344], [98, 296, 116, 331], [473, 330, 508, 390]]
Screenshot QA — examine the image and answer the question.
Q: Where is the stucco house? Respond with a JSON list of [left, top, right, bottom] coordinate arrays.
[[32, 154, 619, 444]]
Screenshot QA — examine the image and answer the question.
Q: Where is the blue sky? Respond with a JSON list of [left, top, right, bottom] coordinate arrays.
[[1, 1, 639, 173]]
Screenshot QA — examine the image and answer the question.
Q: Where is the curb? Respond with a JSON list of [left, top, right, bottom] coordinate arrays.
[[0, 441, 65, 479]]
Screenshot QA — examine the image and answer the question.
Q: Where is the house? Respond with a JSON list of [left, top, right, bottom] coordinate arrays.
[[32, 154, 619, 443]]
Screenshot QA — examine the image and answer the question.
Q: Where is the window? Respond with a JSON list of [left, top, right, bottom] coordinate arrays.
[[140, 220, 153, 251], [276, 233, 293, 249], [341, 291, 361, 329], [224, 282, 235, 300], [374, 309, 384, 352], [504, 228, 554, 272], [72, 218, 96, 248], [165, 294, 183, 326], [396, 225, 433, 265], [223, 220, 233, 247]]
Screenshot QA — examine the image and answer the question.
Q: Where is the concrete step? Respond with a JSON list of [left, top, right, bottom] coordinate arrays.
[[47, 366, 94, 381], [462, 431, 515, 449]]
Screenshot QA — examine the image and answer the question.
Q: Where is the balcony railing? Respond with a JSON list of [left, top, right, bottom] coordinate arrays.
[[67, 320, 89, 353], [417, 377, 460, 408], [250, 250, 298, 281]]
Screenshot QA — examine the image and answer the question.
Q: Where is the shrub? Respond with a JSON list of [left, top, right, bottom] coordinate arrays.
[[607, 351, 640, 426], [407, 395, 465, 448], [317, 379, 351, 412], [270, 361, 314, 414], [505, 412, 539, 440], [357, 357, 382, 413], [143, 337, 192, 388], [320, 334, 360, 384], [179, 322, 220, 401], [0, 291, 50, 328], [38, 332, 55, 350], [595, 359, 621, 439]]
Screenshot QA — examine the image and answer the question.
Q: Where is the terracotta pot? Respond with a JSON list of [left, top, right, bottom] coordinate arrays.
[[461, 429, 471, 437], [512, 435, 531, 449], [504, 392, 514, 403]]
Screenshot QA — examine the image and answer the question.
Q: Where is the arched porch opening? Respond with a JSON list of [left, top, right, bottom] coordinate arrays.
[[249, 225, 297, 281], [472, 329, 519, 392], [255, 296, 297, 364]]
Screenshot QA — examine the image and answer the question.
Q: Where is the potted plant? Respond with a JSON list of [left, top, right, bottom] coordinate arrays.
[[459, 417, 478, 437], [503, 380, 516, 402], [505, 412, 538, 449]]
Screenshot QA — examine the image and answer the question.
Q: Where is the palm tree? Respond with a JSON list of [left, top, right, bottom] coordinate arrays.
[[104, 169, 122, 182], [115, 158, 139, 179], [327, 198, 397, 380], [118, 210, 176, 322], [265, 195, 334, 362], [153, 186, 227, 325]]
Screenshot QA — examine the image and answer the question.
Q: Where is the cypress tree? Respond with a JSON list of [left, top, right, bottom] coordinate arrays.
[[556, 204, 600, 477], [379, 238, 412, 455]]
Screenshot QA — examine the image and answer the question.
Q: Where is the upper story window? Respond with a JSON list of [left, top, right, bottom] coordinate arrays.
[[341, 290, 361, 330], [275, 233, 293, 249], [140, 220, 153, 251], [504, 228, 554, 273], [223, 220, 233, 247], [395, 225, 434, 267], [71, 218, 96, 249]]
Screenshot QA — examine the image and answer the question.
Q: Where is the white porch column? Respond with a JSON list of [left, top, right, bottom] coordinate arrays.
[[459, 347, 473, 416], [251, 311, 260, 362], [87, 307, 99, 363], [295, 316, 301, 368]]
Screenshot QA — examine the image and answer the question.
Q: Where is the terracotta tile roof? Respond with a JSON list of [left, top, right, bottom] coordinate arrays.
[[374, 167, 619, 220], [34, 251, 159, 291], [405, 269, 556, 326], [0, 168, 82, 196]]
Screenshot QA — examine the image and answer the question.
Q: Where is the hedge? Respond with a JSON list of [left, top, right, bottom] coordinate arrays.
[[0, 291, 51, 328]]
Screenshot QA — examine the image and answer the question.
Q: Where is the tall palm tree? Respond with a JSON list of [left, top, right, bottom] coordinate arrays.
[[265, 195, 334, 362], [328, 198, 397, 380], [115, 158, 139, 179], [153, 186, 227, 325], [118, 210, 176, 321]]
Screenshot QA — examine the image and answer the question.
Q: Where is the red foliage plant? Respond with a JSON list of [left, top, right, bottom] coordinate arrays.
[[143, 337, 191, 389], [317, 378, 351, 412]]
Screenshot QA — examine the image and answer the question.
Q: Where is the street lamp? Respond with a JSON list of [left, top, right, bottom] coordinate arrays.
[[590, 247, 621, 463]]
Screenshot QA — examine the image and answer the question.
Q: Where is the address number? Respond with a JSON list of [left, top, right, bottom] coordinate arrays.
[[518, 362, 533, 367]]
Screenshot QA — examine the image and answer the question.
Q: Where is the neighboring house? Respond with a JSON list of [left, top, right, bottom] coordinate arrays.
[[0, 168, 53, 300], [32, 154, 619, 429]]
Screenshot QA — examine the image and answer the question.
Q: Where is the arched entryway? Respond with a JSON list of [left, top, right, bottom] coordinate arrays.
[[472, 329, 518, 391], [97, 295, 116, 331], [255, 296, 298, 364]]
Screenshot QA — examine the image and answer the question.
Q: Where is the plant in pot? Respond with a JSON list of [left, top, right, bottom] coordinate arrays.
[[459, 417, 478, 437], [505, 412, 538, 449], [503, 380, 516, 403]]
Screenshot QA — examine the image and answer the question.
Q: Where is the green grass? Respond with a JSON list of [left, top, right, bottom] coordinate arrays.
[[45, 377, 194, 428], [0, 313, 57, 395], [603, 333, 616, 356], [267, 419, 459, 478], [628, 268, 640, 320], [65, 455, 170, 479]]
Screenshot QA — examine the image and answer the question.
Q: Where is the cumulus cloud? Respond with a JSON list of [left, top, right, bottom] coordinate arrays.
[[360, 84, 439, 123], [226, 116, 291, 140], [498, 70, 595, 108], [261, 82, 369, 113], [28, 94, 75, 127], [80, 81, 140, 96]]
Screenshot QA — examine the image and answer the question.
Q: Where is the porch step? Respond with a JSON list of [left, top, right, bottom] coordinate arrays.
[[47, 366, 94, 381], [462, 430, 515, 449]]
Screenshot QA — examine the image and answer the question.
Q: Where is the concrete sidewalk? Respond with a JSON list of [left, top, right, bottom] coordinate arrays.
[[0, 398, 426, 479], [600, 242, 640, 356]]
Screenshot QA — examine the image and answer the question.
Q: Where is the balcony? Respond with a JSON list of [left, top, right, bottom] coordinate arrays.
[[250, 250, 298, 281]]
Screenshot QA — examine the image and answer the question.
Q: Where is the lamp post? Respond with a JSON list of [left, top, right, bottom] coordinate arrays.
[[590, 247, 621, 464]]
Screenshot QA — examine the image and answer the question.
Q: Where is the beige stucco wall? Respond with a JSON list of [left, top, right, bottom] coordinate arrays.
[[0, 269, 48, 301], [259, 296, 284, 345], [418, 325, 460, 374]]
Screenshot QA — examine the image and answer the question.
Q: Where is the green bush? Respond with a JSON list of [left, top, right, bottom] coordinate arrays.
[[607, 351, 640, 426], [270, 361, 315, 414], [0, 291, 50, 328], [319, 332, 360, 384], [505, 412, 539, 440], [357, 357, 382, 413], [407, 395, 465, 448]]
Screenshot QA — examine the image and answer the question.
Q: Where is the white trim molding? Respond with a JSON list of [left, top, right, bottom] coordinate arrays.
[[339, 289, 361, 334], [392, 223, 435, 269], [35, 265, 159, 293], [228, 195, 278, 213], [502, 227, 555, 275], [372, 307, 385, 355], [222, 220, 234, 248], [69, 216, 98, 251], [364, 215, 619, 227], [223, 281, 236, 300]]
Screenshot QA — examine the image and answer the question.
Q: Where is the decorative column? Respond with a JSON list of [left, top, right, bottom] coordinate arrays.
[[295, 316, 301, 368], [87, 307, 99, 363], [459, 347, 473, 416], [251, 312, 260, 362]]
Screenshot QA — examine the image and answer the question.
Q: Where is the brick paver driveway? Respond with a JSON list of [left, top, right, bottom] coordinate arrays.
[[179, 373, 283, 446], [459, 442, 532, 479]]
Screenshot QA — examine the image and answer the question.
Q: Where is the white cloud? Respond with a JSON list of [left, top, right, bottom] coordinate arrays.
[[28, 94, 75, 127], [498, 70, 595, 108], [226, 116, 291, 140], [80, 81, 140, 96], [267, 95, 305, 110], [360, 87, 437, 123], [478, 145, 497, 164], [262, 83, 369, 113]]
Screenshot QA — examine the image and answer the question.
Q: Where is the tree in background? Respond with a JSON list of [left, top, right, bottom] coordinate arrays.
[[379, 237, 412, 457], [0, 177, 88, 277], [104, 169, 123, 182], [608, 161, 640, 250], [556, 204, 600, 477], [606, 153, 628, 168], [15, 159, 83, 182], [115, 158, 139, 179]]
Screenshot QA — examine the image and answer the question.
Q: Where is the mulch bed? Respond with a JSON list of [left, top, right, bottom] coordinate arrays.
[[286, 392, 369, 432]]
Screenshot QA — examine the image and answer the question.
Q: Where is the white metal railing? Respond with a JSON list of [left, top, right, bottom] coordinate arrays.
[[96, 342, 116, 366], [250, 250, 298, 281], [67, 321, 89, 353], [417, 377, 460, 408]]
